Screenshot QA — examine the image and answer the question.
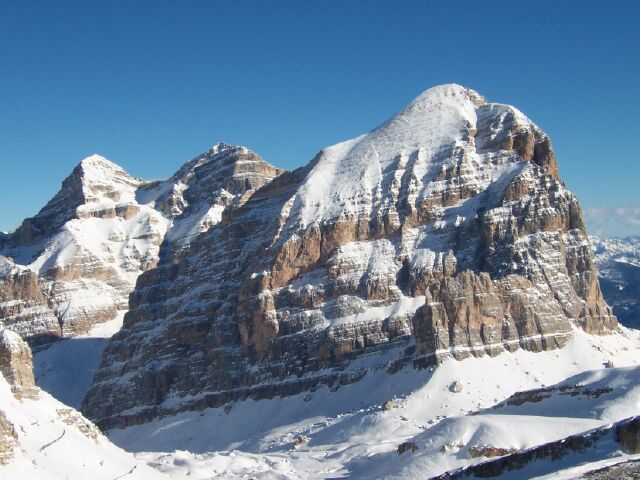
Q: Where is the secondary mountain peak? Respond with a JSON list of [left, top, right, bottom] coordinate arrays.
[[0, 145, 284, 344]]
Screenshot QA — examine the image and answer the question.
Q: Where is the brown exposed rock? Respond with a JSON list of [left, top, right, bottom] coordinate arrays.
[[398, 441, 419, 455], [56, 408, 101, 441], [0, 327, 38, 399], [383, 400, 397, 411], [0, 259, 60, 345], [617, 417, 640, 454], [294, 435, 310, 447], [414, 271, 573, 362], [468, 445, 518, 458]]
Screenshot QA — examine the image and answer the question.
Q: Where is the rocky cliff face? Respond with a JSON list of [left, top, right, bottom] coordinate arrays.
[[82, 84, 616, 429], [0, 257, 60, 345], [0, 145, 282, 345]]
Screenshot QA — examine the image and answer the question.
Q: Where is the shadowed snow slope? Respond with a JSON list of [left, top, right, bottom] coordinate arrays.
[[0, 374, 167, 480], [32, 315, 124, 409]]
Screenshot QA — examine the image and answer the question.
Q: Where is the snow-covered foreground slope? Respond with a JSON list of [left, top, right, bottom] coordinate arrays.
[[0, 326, 166, 479], [0, 375, 167, 479], [438, 415, 640, 479], [101, 327, 640, 479]]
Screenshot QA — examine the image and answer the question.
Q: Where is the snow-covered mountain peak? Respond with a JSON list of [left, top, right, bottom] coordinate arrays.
[[78, 153, 125, 173], [168, 142, 260, 183], [157, 144, 284, 245], [287, 83, 554, 229], [398, 83, 485, 119], [72, 154, 142, 205], [209, 141, 243, 155]]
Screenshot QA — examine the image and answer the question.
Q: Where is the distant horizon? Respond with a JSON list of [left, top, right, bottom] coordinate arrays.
[[1, 1, 638, 237]]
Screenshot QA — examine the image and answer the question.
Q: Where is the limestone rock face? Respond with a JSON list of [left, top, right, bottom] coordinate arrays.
[[414, 270, 578, 361], [0, 145, 282, 344], [0, 327, 37, 399], [0, 257, 60, 345], [83, 84, 616, 429]]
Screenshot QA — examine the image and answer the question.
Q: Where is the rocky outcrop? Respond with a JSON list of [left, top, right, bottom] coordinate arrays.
[[0, 145, 283, 344], [468, 445, 517, 458], [83, 85, 616, 429], [617, 417, 640, 454], [0, 257, 60, 345], [414, 271, 574, 361], [0, 327, 37, 399]]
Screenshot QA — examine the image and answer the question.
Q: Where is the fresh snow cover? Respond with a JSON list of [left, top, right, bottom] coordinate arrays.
[[291, 85, 479, 228], [534, 454, 640, 480], [283, 84, 531, 234], [33, 313, 125, 409], [0, 372, 166, 479], [101, 326, 640, 479], [323, 294, 425, 327], [0, 327, 24, 354]]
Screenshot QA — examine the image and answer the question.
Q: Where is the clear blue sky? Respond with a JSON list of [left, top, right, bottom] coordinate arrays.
[[1, 1, 638, 236]]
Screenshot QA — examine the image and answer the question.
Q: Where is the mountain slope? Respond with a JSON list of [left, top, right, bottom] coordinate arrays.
[[83, 84, 616, 431]]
